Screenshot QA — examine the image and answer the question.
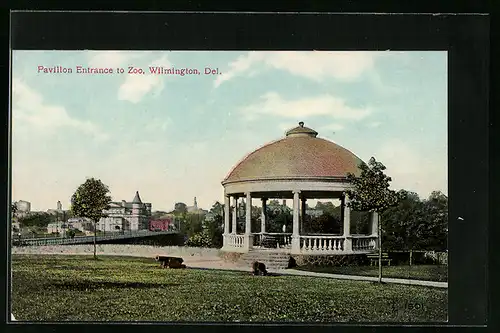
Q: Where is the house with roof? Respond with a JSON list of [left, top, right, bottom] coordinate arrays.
[[97, 191, 152, 232]]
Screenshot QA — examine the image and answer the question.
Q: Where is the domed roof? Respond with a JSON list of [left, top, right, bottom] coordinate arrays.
[[223, 122, 364, 184]]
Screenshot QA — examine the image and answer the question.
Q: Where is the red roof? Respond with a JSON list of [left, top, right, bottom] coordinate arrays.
[[223, 123, 363, 184]]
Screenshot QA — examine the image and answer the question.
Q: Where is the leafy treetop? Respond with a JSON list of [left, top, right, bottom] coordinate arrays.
[[70, 178, 112, 223], [345, 157, 406, 213]]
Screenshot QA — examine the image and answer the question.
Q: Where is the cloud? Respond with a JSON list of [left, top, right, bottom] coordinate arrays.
[[370, 139, 447, 198], [240, 92, 371, 122], [11, 78, 108, 141], [367, 121, 382, 128], [215, 51, 377, 88], [278, 122, 298, 132], [147, 117, 172, 132], [319, 123, 345, 132], [118, 56, 171, 103]]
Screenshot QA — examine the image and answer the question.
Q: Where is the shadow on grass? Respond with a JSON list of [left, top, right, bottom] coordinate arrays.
[[49, 281, 180, 291], [185, 267, 283, 277]]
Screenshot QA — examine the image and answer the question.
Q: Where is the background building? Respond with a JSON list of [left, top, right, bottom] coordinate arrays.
[[16, 200, 31, 212], [47, 200, 70, 221], [187, 197, 208, 215], [97, 191, 152, 232], [149, 218, 174, 231], [67, 217, 93, 232], [14, 200, 31, 218]]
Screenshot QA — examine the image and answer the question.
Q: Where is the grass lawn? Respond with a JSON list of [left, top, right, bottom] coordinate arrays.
[[295, 265, 448, 282], [11, 255, 447, 322]]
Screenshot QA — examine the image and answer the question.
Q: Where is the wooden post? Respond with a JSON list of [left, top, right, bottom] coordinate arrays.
[[378, 213, 382, 283], [93, 220, 97, 260]]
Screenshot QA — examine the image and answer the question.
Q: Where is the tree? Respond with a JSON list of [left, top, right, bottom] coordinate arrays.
[[382, 190, 424, 265], [381, 190, 448, 263], [202, 201, 225, 248], [345, 157, 405, 283], [420, 191, 448, 251], [173, 202, 188, 233], [183, 213, 204, 239], [70, 178, 111, 259], [266, 208, 292, 233], [19, 212, 56, 229], [174, 202, 188, 215], [11, 203, 18, 217], [309, 213, 341, 234]]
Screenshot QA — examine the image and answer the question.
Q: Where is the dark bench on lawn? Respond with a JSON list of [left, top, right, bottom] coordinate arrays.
[[156, 255, 186, 268], [367, 253, 392, 266]]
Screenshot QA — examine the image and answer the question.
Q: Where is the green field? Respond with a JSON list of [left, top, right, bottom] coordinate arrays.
[[295, 265, 448, 282], [11, 255, 447, 322]]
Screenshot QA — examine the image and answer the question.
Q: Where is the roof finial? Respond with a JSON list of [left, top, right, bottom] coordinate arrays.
[[299, 121, 304, 127]]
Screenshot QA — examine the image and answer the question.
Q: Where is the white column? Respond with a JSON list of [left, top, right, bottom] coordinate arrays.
[[244, 192, 253, 251], [245, 192, 252, 235], [301, 197, 306, 234], [261, 198, 267, 233], [371, 211, 379, 250], [370, 211, 379, 236], [224, 195, 230, 235], [343, 193, 352, 252], [232, 196, 238, 234], [291, 190, 301, 254]]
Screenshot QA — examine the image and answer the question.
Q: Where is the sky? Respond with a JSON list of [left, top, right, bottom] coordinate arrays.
[[11, 51, 447, 212]]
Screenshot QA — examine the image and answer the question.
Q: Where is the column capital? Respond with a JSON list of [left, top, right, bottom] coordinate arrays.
[[292, 190, 301, 195], [245, 191, 252, 197]]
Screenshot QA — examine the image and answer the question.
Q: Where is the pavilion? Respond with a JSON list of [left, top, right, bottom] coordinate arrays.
[[221, 122, 379, 255]]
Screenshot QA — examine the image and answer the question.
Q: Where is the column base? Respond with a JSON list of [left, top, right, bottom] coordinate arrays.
[[291, 235, 301, 255], [243, 234, 254, 252], [343, 236, 353, 252]]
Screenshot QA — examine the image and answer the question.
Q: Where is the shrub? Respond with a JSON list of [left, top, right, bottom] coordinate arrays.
[[185, 232, 213, 248], [294, 254, 367, 267]]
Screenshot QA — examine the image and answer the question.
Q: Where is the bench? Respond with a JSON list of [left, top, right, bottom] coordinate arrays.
[[261, 235, 279, 248], [366, 253, 392, 266], [155, 255, 186, 269]]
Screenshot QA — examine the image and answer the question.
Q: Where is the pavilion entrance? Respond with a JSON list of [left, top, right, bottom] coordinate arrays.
[[222, 190, 378, 255]]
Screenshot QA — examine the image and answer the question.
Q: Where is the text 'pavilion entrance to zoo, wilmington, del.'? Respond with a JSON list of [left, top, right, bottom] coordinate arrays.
[[221, 122, 379, 257]]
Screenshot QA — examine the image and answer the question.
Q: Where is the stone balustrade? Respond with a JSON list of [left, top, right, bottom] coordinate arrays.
[[223, 233, 378, 254], [253, 233, 292, 249], [223, 234, 246, 251], [352, 235, 377, 251], [300, 235, 345, 254]]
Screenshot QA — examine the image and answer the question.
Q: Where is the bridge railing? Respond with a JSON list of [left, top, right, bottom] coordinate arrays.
[[11, 230, 177, 247]]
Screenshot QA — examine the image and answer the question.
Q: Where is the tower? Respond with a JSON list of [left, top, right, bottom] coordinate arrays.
[[130, 191, 143, 230], [194, 197, 198, 209], [57, 201, 62, 211]]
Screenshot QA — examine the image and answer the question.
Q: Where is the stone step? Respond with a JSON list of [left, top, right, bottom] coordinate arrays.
[[239, 256, 292, 270], [242, 255, 291, 260], [243, 264, 289, 270], [241, 259, 290, 264], [247, 251, 291, 255]]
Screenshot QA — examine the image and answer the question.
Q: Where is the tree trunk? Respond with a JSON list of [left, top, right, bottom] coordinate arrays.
[[409, 248, 413, 267], [93, 221, 97, 260], [378, 212, 382, 283]]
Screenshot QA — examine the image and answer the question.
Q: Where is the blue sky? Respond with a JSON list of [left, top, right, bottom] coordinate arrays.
[[11, 51, 447, 211]]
